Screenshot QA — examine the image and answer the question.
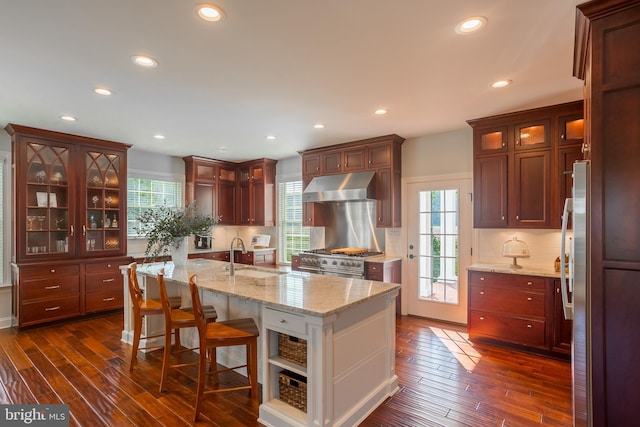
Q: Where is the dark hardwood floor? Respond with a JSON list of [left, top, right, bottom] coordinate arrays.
[[0, 313, 572, 426]]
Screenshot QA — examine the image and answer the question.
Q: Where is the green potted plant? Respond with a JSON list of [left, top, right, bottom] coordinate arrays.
[[135, 202, 219, 265]]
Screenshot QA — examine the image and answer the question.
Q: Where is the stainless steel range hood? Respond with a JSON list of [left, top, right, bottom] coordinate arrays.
[[302, 171, 376, 202]]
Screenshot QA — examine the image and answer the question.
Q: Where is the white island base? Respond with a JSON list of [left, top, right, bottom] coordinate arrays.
[[120, 260, 399, 427], [260, 294, 399, 427]]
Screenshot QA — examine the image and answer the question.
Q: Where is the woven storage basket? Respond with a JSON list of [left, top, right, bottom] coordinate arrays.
[[279, 370, 307, 413], [278, 333, 307, 367]]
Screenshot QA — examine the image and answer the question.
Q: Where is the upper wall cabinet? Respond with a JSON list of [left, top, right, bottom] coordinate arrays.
[[300, 134, 404, 228], [468, 101, 584, 229], [185, 156, 276, 227]]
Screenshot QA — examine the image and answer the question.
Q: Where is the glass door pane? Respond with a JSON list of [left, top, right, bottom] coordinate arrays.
[[417, 189, 459, 304], [86, 151, 122, 252]]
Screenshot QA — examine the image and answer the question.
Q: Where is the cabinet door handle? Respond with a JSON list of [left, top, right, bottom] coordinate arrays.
[[561, 134, 565, 139], [516, 140, 520, 145], [515, 215, 520, 220], [45, 306, 61, 312], [501, 216, 505, 221], [527, 297, 532, 301], [501, 142, 506, 147], [82, 225, 86, 236], [102, 297, 116, 302], [102, 278, 115, 283], [45, 285, 60, 290], [70, 225, 74, 237]]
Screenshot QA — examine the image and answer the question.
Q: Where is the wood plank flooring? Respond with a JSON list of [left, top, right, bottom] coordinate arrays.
[[0, 313, 572, 426]]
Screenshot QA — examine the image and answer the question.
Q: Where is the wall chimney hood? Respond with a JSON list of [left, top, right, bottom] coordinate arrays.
[[302, 171, 376, 202]]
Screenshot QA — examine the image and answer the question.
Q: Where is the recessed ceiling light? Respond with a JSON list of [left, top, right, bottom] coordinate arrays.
[[266, 135, 277, 140], [60, 115, 76, 121], [131, 55, 158, 68], [374, 109, 387, 115], [94, 87, 112, 96], [197, 4, 224, 21], [314, 124, 325, 129], [455, 16, 487, 34], [491, 79, 512, 88], [154, 134, 165, 140]]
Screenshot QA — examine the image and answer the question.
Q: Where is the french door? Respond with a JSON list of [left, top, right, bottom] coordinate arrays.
[[406, 178, 471, 324]]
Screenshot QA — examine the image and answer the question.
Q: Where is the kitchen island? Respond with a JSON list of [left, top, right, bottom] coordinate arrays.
[[121, 259, 400, 427]]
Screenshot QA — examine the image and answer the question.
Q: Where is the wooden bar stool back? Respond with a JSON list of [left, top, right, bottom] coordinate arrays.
[[127, 262, 182, 372], [189, 274, 260, 422], [157, 268, 218, 392]]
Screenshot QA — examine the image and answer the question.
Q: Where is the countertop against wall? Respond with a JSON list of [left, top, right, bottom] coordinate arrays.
[[468, 263, 561, 279]]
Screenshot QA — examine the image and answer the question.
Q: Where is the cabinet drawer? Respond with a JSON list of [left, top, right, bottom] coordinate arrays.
[[20, 264, 79, 280], [469, 271, 546, 291], [22, 276, 80, 301], [365, 263, 384, 281], [254, 251, 275, 266], [263, 307, 307, 336], [85, 260, 124, 274], [86, 271, 123, 292], [469, 310, 546, 347], [21, 296, 80, 325], [469, 286, 545, 317], [86, 288, 124, 312]]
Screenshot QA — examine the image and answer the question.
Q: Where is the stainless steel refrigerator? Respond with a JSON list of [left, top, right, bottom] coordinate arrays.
[[560, 160, 591, 427]]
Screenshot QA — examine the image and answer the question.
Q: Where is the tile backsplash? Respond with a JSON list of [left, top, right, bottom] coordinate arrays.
[[476, 229, 569, 269]]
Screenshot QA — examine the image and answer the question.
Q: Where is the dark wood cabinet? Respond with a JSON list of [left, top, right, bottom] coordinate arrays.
[[467, 271, 556, 352], [365, 259, 402, 313], [184, 156, 236, 226], [473, 155, 508, 228], [6, 123, 131, 327], [574, 2, 640, 424], [291, 254, 301, 271], [468, 101, 583, 229], [237, 159, 276, 226], [234, 249, 276, 267], [185, 156, 275, 227], [300, 134, 404, 228]]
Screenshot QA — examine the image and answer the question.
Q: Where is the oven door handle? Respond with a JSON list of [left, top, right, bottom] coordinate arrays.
[[298, 266, 322, 274]]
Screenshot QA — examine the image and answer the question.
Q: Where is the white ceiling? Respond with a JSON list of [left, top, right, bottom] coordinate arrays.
[[0, 0, 584, 161]]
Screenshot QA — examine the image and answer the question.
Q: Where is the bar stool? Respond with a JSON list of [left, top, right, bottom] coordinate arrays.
[[189, 274, 260, 422], [157, 268, 218, 392], [127, 262, 182, 372]]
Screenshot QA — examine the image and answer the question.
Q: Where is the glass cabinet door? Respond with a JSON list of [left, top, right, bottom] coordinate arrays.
[[84, 150, 123, 254], [24, 142, 73, 259]]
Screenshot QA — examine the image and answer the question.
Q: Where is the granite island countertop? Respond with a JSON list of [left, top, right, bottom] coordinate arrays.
[[134, 258, 400, 318], [467, 263, 561, 278]]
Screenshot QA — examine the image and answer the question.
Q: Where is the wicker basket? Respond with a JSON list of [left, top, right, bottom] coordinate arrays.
[[279, 370, 307, 413], [278, 333, 307, 367]]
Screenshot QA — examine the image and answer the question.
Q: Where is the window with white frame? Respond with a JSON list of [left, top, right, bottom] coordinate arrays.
[[278, 180, 310, 263], [127, 176, 183, 237]]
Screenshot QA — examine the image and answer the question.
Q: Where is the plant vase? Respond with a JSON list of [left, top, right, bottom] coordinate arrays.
[[171, 236, 189, 267]]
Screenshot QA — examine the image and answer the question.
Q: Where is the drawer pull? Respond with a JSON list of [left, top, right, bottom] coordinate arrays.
[[280, 319, 286, 323], [527, 297, 533, 301], [107, 264, 112, 268], [480, 277, 485, 281], [526, 324, 532, 328], [44, 285, 60, 290], [527, 282, 532, 286], [479, 316, 485, 320], [102, 297, 115, 302], [102, 278, 115, 283], [45, 306, 61, 311], [479, 291, 485, 295], [50, 269, 56, 273]]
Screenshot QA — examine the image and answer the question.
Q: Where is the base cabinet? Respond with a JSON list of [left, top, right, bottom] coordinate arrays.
[[467, 270, 569, 356], [12, 256, 130, 327]]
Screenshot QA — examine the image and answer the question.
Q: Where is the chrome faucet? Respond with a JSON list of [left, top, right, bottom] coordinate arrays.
[[229, 236, 247, 276]]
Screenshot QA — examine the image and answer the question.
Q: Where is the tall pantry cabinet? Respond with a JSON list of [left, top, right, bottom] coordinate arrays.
[[574, 0, 640, 425], [6, 124, 131, 327]]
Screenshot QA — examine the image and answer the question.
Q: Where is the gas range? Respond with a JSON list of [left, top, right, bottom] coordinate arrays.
[[298, 248, 383, 278]]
